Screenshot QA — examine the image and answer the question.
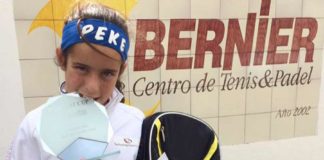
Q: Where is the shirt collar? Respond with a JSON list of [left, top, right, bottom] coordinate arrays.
[[105, 88, 124, 114]]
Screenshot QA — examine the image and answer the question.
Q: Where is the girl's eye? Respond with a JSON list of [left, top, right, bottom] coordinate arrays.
[[102, 71, 115, 79], [74, 65, 88, 73]]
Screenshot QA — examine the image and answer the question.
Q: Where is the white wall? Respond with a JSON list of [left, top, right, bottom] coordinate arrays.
[[222, 48, 324, 160], [0, 0, 25, 157]]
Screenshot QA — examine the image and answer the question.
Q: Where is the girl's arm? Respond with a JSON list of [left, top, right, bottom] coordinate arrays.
[[8, 116, 41, 160]]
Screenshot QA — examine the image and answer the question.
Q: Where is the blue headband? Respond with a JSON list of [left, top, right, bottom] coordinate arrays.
[[61, 18, 130, 61]]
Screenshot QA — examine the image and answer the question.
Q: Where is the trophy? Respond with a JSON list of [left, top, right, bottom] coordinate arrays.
[[37, 93, 118, 160]]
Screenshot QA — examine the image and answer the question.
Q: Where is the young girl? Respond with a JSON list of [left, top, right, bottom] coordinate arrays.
[[9, 1, 144, 159]]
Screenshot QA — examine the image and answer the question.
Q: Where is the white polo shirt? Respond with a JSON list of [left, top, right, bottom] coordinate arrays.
[[8, 89, 144, 160]]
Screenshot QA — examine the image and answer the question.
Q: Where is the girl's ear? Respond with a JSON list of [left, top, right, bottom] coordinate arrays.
[[56, 48, 66, 71], [119, 62, 127, 76]]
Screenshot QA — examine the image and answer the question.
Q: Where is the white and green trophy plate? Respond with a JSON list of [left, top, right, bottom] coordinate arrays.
[[37, 93, 117, 160]]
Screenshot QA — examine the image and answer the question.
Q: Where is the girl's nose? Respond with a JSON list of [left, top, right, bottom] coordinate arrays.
[[79, 74, 101, 99]]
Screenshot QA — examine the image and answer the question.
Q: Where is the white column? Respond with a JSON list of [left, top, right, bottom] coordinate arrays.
[[0, 0, 25, 157]]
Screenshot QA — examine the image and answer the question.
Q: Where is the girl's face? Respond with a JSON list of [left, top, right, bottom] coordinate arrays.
[[57, 43, 125, 105]]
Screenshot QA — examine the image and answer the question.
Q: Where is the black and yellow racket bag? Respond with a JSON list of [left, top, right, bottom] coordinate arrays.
[[136, 112, 220, 160]]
